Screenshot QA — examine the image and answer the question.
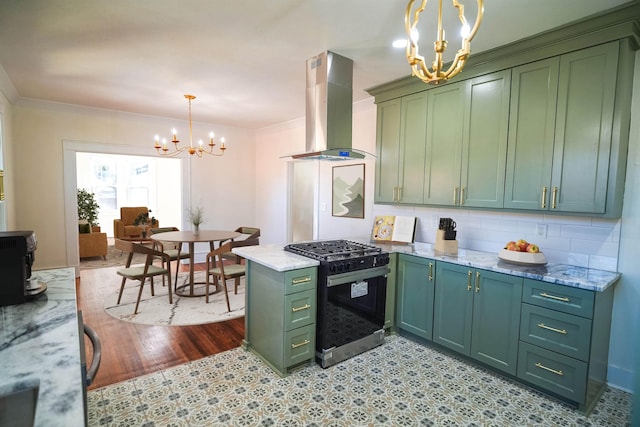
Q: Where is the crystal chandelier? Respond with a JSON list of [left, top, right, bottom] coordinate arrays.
[[405, 0, 484, 85], [154, 94, 226, 157]]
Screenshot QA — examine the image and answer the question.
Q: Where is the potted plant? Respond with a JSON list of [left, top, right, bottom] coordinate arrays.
[[133, 210, 157, 237], [77, 188, 100, 233], [187, 206, 204, 234], [133, 210, 157, 227]]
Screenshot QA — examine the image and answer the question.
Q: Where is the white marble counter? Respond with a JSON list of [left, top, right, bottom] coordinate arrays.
[[233, 244, 319, 272], [0, 268, 85, 426], [235, 240, 619, 292]]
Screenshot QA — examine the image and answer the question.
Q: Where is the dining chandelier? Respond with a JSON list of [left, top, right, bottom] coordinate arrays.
[[405, 0, 484, 85], [153, 94, 226, 158]]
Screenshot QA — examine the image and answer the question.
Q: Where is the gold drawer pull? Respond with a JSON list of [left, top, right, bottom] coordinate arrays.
[[535, 362, 564, 376], [428, 262, 433, 281], [467, 271, 472, 291], [292, 277, 312, 285], [475, 271, 480, 293], [291, 339, 310, 349], [292, 304, 311, 313], [539, 292, 570, 302], [537, 323, 567, 335], [541, 186, 548, 209], [552, 186, 558, 209]]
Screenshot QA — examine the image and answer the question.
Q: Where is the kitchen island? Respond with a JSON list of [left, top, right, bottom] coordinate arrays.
[[0, 268, 86, 427]]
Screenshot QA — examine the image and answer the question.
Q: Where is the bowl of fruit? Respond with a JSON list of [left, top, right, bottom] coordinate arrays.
[[498, 239, 547, 265]]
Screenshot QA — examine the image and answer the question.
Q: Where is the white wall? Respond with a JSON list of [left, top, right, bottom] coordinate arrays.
[[11, 99, 256, 269]]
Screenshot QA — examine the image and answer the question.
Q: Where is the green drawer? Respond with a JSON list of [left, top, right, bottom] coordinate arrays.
[[284, 267, 317, 295], [284, 289, 316, 331], [520, 303, 592, 362], [517, 341, 587, 404], [285, 324, 315, 368], [523, 279, 594, 318]]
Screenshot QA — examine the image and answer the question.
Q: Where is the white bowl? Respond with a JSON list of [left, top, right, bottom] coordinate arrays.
[[498, 249, 547, 265]]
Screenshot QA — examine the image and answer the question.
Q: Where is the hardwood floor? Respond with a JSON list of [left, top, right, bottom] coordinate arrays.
[[77, 262, 245, 390]]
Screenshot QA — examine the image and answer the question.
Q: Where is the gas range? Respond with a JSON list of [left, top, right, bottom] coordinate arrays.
[[284, 240, 389, 275]]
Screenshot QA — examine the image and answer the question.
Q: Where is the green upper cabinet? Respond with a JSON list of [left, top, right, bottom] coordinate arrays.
[[375, 98, 401, 203], [505, 42, 619, 214], [460, 71, 511, 208], [504, 57, 559, 210], [423, 70, 511, 208], [551, 42, 618, 214], [375, 93, 428, 204], [423, 80, 466, 205]]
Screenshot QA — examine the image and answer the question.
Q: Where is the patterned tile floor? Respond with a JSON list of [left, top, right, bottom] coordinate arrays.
[[88, 336, 631, 426]]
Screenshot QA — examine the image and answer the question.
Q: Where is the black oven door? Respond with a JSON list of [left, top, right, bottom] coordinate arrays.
[[317, 265, 388, 352]]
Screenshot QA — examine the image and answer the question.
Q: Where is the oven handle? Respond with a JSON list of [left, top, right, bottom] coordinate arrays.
[[327, 266, 389, 287]]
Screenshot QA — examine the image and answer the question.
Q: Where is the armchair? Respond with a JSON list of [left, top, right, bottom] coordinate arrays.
[[113, 207, 159, 239]]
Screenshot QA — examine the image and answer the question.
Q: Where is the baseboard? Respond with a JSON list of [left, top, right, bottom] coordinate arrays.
[[607, 364, 635, 393]]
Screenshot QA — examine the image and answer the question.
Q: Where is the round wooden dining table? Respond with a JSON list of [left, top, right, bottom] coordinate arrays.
[[150, 229, 240, 297]]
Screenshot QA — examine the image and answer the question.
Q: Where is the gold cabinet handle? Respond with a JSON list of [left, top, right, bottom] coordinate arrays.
[[428, 262, 433, 281], [392, 187, 397, 202], [467, 271, 472, 291], [539, 292, 570, 303], [292, 277, 312, 285], [475, 271, 480, 293], [541, 186, 548, 209], [535, 362, 564, 376], [537, 323, 567, 335], [460, 187, 465, 206], [454, 186, 459, 205], [292, 303, 311, 313], [291, 339, 310, 349], [398, 186, 403, 201], [552, 186, 558, 209]]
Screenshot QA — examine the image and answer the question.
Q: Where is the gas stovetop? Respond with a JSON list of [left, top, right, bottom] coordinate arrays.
[[285, 240, 389, 274]]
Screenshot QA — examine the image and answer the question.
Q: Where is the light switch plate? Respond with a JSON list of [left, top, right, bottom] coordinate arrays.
[[536, 223, 547, 238]]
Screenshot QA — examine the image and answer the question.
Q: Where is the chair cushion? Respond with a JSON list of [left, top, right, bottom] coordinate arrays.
[[162, 249, 190, 260], [208, 264, 246, 277], [117, 265, 167, 278]]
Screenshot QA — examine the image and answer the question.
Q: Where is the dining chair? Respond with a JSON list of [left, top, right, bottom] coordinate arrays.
[[114, 239, 173, 314], [221, 226, 260, 264], [205, 238, 259, 310], [149, 227, 190, 289]]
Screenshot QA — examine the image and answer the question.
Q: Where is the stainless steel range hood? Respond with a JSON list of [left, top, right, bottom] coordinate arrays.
[[288, 51, 367, 161]]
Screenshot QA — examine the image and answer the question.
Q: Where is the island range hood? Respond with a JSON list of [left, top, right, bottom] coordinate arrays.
[[289, 51, 367, 161]]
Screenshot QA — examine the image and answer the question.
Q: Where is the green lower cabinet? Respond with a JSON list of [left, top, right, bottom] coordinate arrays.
[[518, 341, 587, 404], [384, 253, 397, 329], [434, 262, 522, 375], [396, 254, 435, 340], [243, 262, 317, 377]]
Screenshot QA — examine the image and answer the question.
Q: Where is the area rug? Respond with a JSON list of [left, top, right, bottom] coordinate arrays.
[[104, 272, 244, 326], [80, 244, 147, 270]]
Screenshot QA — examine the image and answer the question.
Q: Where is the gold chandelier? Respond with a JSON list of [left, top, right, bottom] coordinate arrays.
[[405, 0, 484, 85], [154, 94, 226, 157]]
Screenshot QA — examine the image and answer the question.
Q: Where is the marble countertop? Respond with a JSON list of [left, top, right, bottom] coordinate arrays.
[[235, 240, 620, 292], [0, 268, 86, 427]]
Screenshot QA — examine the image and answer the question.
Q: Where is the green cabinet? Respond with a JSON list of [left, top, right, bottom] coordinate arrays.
[[396, 254, 435, 340], [374, 93, 428, 204], [517, 278, 614, 411], [433, 262, 522, 375], [424, 71, 510, 208], [505, 42, 619, 214], [243, 262, 317, 377], [383, 253, 397, 329]]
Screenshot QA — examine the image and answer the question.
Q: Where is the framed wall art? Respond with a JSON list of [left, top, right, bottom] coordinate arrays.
[[332, 163, 365, 218]]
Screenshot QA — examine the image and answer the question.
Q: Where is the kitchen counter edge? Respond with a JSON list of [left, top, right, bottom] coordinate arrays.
[[234, 241, 619, 292]]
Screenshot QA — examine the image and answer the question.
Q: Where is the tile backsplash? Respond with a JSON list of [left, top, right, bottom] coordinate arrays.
[[373, 204, 620, 271]]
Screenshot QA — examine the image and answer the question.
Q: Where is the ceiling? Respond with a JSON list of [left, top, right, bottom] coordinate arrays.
[[0, 0, 633, 129]]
